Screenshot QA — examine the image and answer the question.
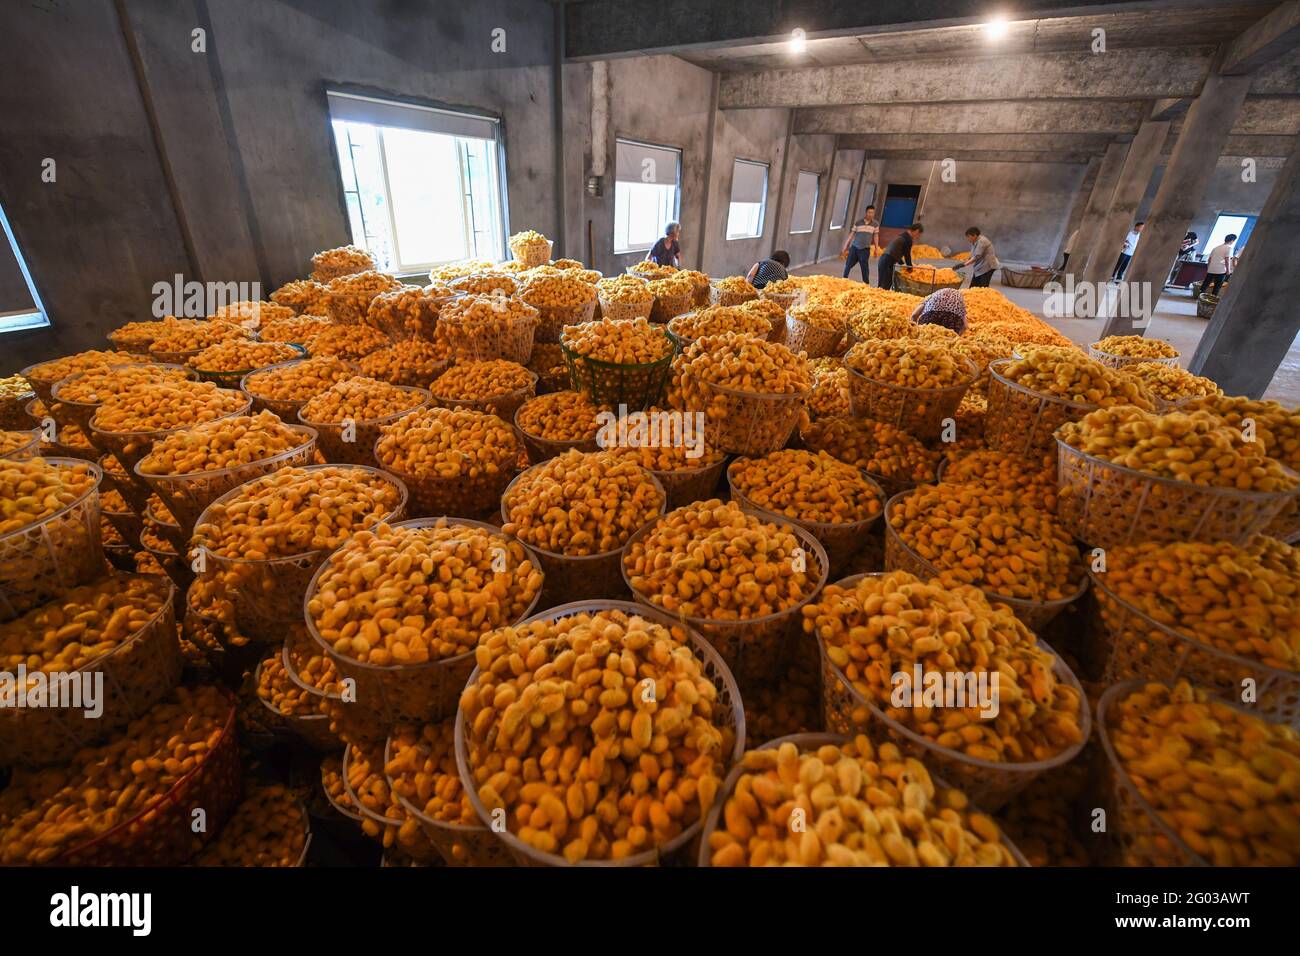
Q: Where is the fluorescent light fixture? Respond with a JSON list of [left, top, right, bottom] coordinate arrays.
[[986, 15, 1009, 39], [790, 28, 806, 54]]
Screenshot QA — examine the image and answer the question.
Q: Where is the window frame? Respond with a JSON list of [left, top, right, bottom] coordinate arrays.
[[325, 89, 509, 274], [789, 170, 820, 235], [828, 176, 854, 231], [612, 137, 683, 255], [0, 198, 50, 334], [725, 158, 769, 241]]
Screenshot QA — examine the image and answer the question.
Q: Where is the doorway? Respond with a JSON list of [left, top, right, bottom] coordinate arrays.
[[881, 184, 922, 228]]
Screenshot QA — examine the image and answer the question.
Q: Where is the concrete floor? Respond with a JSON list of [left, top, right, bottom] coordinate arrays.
[[793, 257, 1300, 406]]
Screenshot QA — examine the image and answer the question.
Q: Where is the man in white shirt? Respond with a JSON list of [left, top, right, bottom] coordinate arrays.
[[963, 227, 1000, 287], [1199, 234, 1237, 297], [1112, 221, 1144, 281]]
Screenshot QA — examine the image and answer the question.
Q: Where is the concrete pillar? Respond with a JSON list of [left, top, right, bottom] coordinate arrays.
[[1079, 119, 1170, 290], [1190, 147, 1300, 398], [1102, 73, 1252, 337], [1067, 141, 1129, 282], [1055, 155, 1099, 268]]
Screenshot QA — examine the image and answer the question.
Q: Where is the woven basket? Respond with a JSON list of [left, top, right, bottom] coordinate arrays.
[[1000, 267, 1061, 290], [894, 268, 963, 297]]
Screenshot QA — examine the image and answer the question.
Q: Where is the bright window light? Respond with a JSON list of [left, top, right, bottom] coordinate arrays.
[[986, 15, 1009, 39], [613, 139, 682, 254], [327, 93, 505, 274], [1205, 214, 1250, 255], [726, 159, 769, 240]]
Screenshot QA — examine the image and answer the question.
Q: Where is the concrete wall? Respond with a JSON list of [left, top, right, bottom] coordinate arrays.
[[701, 106, 789, 277], [910, 159, 1089, 263], [1, 0, 193, 366], [816, 148, 866, 263], [1139, 161, 1280, 255], [202, 0, 558, 286], [776, 134, 837, 268], [568, 54, 714, 277], [1, 0, 558, 368]]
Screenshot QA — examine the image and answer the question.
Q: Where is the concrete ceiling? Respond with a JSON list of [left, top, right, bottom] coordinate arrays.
[[677, 5, 1279, 72], [564, 0, 1300, 166]]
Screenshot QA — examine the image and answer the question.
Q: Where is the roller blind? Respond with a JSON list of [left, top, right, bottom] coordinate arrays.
[[790, 171, 819, 233], [326, 90, 499, 141], [730, 159, 768, 204], [615, 139, 681, 185], [829, 177, 853, 229]]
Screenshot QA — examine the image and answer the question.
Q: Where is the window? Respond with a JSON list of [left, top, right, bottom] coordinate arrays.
[[327, 91, 505, 274], [790, 171, 819, 234], [828, 177, 853, 230], [1204, 213, 1254, 256], [726, 159, 768, 240], [0, 199, 49, 333], [614, 139, 682, 254]]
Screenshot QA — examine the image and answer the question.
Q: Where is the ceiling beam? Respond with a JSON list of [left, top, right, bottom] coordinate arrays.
[[562, 0, 1227, 61], [1222, 1, 1300, 74], [1217, 154, 1287, 168], [720, 47, 1215, 108], [1150, 97, 1192, 120], [836, 132, 1114, 153], [856, 149, 1096, 164], [795, 100, 1150, 135], [1235, 95, 1300, 133], [1162, 131, 1296, 157]]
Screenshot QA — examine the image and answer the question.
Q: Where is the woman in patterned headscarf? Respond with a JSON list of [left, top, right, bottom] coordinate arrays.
[[910, 288, 967, 334]]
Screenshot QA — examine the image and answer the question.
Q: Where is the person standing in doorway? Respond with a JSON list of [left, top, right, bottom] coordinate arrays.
[[647, 222, 682, 267], [1199, 233, 1237, 297], [840, 205, 879, 283], [1060, 228, 1079, 270], [963, 227, 1000, 288], [1112, 221, 1143, 281], [877, 223, 923, 290], [745, 250, 791, 290]]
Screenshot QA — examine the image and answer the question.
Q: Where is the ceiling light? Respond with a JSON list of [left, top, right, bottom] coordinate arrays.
[[789, 28, 806, 54], [986, 15, 1009, 39]]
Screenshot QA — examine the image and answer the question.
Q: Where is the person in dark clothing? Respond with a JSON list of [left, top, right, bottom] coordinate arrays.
[[647, 222, 681, 267], [746, 250, 791, 290], [877, 223, 923, 290], [840, 205, 878, 282]]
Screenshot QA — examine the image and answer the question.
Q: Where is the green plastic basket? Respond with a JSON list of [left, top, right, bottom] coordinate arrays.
[[560, 329, 676, 411]]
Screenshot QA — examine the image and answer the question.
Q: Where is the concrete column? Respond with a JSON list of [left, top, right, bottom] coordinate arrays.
[[1067, 141, 1129, 282], [1190, 147, 1300, 398], [1054, 155, 1099, 268], [1079, 119, 1170, 290], [1102, 73, 1252, 337]]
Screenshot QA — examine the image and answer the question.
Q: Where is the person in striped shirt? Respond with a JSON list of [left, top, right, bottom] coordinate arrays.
[[745, 250, 791, 290]]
